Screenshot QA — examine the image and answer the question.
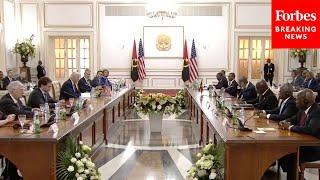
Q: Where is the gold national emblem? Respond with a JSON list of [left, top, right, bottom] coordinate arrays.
[[156, 34, 171, 51]]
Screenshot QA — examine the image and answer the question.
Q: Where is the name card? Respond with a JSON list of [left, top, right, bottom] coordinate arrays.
[[49, 123, 59, 134], [72, 112, 80, 125], [81, 93, 91, 98]]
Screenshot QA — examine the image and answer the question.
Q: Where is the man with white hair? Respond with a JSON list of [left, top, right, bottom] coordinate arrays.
[[60, 72, 81, 100], [0, 81, 34, 118]]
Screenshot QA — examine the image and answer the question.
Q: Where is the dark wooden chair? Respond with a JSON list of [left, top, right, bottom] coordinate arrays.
[[299, 161, 320, 180]]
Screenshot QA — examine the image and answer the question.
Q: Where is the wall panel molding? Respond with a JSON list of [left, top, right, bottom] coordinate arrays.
[[44, 2, 93, 28], [235, 2, 271, 29]]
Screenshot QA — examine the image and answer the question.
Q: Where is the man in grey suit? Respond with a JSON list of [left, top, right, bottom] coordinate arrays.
[[291, 70, 304, 87]]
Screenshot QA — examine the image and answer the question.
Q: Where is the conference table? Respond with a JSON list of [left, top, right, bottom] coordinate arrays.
[[187, 88, 320, 180], [0, 86, 135, 180]]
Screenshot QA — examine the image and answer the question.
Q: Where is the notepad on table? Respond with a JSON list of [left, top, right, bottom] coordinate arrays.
[[257, 128, 276, 132], [253, 130, 267, 134]]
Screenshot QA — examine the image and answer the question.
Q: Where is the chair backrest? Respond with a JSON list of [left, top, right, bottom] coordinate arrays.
[[52, 81, 61, 101]]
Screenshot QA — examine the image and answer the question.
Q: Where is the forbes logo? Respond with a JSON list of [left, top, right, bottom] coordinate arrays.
[[275, 10, 317, 21]]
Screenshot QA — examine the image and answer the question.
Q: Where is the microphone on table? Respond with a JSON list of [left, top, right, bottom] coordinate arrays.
[[35, 109, 56, 127], [237, 114, 254, 132]]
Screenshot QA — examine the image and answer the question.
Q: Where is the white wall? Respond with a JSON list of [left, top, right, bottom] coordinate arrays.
[[3, 0, 17, 69], [4, 0, 314, 88], [99, 3, 229, 88]]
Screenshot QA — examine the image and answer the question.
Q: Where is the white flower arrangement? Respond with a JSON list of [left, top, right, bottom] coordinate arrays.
[[57, 138, 101, 180], [134, 90, 181, 115], [187, 140, 224, 180]]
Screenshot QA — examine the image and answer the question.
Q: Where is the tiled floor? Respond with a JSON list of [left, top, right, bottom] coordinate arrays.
[[94, 109, 319, 180]]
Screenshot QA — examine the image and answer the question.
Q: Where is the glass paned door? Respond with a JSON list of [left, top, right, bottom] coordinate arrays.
[[53, 37, 90, 79], [237, 37, 273, 82]]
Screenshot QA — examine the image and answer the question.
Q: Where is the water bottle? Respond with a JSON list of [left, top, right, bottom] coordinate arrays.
[[55, 103, 60, 122], [239, 107, 245, 123], [33, 111, 41, 133], [44, 103, 49, 123]]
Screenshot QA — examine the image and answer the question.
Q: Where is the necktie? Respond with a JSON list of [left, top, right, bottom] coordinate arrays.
[[86, 79, 91, 87], [308, 80, 312, 88], [299, 112, 307, 126], [279, 101, 285, 115], [17, 99, 23, 110], [43, 93, 48, 102], [73, 84, 77, 93]]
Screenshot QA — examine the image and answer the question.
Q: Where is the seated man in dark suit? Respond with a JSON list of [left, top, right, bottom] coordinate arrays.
[[248, 80, 278, 110], [0, 81, 34, 118], [3, 69, 16, 90], [100, 69, 112, 90], [259, 83, 297, 121], [225, 73, 238, 97], [27, 77, 57, 108], [315, 73, 320, 103], [0, 70, 5, 90], [303, 71, 318, 91], [16, 71, 29, 84], [238, 76, 257, 101], [214, 72, 228, 89], [60, 72, 81, 100], [78, 68, 92, 93], [91, 70, 103, 87], [301, 70, 309, 87], [278, 89, 320, 180], [290, 70, 304, 87]]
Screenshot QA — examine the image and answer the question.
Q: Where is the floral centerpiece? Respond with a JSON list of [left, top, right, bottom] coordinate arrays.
[[176, 89, 186, 108], [93, 86, 111, 97], [13, 35, 36, 67], [290, 49, 309, 69], [135, 90, 181, 115], [187, 140, 224, 180], [56, 137, 101, 180], [135, 90, 181, 132]]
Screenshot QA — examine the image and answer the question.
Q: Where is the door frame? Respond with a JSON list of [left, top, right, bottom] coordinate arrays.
[[44, 31, 94, 82], [234, 32, 271, 84]]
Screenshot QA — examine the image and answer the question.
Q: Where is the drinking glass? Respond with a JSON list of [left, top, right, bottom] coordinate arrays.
[[39, 104, 45, 111], [18, 115, 27, 133], [68, 98, 75, 107]]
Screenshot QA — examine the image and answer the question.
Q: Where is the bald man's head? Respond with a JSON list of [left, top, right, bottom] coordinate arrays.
[[238, 76, 248, 88], [256, 80, 269, 94]]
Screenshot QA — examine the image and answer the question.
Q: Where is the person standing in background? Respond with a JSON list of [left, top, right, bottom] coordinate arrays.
[[264, 58, 274, 86], [37, 60, 46, 79]]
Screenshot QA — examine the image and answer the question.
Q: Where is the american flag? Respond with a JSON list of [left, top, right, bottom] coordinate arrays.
[[138, 39, 146, 81], [189, 39, 198, 83]]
